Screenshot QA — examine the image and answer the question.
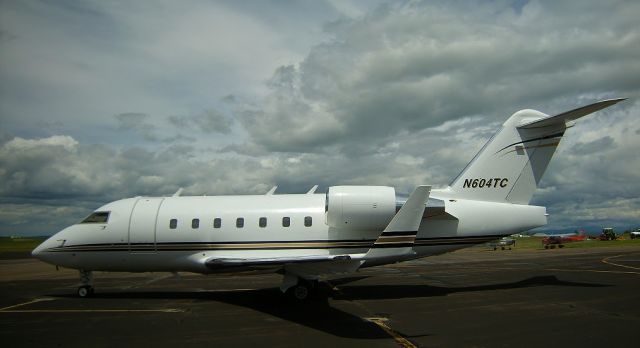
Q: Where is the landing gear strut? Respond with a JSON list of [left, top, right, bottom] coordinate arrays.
[[77, 270, 94, 298]]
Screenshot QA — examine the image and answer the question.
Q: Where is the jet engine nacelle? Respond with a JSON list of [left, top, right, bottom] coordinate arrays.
[[326, 186, 396, 230]]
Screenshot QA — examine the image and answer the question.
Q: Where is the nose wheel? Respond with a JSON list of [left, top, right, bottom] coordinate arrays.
[[77, 285, 95, 298], [77, 270, 94, 298]]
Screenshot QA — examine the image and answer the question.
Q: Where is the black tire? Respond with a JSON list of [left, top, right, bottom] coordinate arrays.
[[77, 286, 93, 298], [292, 283, 310, 300]]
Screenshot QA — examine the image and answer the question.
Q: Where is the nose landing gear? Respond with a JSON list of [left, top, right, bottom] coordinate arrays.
[[77, 270, 94, 298], [77, 285, 94, 297]]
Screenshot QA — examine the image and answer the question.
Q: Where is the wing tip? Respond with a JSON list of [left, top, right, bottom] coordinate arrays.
[[518, 97, 627, 129]]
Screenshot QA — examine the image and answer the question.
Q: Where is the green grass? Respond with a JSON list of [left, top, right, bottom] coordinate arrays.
[[510, 237, 640, 250], [0, 237, 46, 252]]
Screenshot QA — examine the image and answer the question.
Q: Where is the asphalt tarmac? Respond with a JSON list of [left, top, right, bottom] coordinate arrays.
[[1, 246, 639, 347]]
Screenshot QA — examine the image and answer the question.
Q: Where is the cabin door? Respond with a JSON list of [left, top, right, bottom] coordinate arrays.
[[128, 197, 164, 253]]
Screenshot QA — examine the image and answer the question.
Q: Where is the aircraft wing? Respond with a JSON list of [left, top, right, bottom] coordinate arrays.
[[205, 254, 353, 271], [518, 98, 625, 129], [363, 185, 431, 265]]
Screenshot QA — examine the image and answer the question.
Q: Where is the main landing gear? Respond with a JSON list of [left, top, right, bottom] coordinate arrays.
[[281, 273, 319, 301], [77, 270, 94, 298]]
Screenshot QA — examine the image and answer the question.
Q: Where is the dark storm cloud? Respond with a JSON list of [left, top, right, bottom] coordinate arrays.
[[114, 112, 158, 141], [168, 110, 234, 134]]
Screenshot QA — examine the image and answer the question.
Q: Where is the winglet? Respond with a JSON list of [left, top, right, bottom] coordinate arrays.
[[518, 98, 626, 129], [364, 185, 430, 264]]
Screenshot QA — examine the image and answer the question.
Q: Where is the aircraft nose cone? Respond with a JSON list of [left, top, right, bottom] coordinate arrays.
[[31, 242, 45, 259]]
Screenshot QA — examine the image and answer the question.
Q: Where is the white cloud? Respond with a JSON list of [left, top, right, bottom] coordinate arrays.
[[1, 0, 639, 235], [3, 135, 78, 152], [231, 0, 639, 159]]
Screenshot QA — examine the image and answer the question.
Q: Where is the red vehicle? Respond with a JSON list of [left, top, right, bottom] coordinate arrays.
[[542, 231, 586, 249]]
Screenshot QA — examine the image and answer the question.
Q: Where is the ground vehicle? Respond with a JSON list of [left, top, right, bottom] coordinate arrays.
[[542, 236, 565, 249], [542, 231, 587, 249], [599, 228, 616, 241], [630, 230, 640, 239], [487, 238, 516, 250]]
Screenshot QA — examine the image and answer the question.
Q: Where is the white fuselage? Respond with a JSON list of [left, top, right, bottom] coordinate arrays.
[[33, 188, 547, 274]]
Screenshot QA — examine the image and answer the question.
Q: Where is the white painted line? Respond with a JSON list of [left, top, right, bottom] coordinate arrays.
[[544, 268, 640, 275], [198, 288, 255, 292], [0, 298, 55, 311], [0, 308, 184, 313], [602, 253, 640, 271]]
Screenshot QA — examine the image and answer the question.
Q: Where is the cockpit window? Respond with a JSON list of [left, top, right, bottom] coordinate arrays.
[[81, 211, 110, 224]]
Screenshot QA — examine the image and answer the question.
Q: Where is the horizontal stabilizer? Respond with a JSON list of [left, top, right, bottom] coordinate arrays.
[[518, 98, 626, 129]]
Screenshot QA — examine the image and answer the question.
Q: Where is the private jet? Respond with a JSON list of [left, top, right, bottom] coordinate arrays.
[[32, 98, 625, 299]]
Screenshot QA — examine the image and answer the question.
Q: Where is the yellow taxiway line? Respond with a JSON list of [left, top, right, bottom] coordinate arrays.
[[365, 317, 417, 348]]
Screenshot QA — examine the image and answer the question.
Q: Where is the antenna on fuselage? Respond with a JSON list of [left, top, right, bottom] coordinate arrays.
[[266, 186, 278, 195], [172, 188, 183, 197], [306, 185, 319, 194]]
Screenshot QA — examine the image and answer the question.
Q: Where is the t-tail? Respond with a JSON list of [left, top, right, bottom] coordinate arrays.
[[449, 98, 625, 204]]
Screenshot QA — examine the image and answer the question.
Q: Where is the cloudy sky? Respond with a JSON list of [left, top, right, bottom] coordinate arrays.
[[1, 0, 639, 236]]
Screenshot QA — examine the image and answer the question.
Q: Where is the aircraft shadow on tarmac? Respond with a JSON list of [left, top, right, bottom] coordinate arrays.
[[329, 275, 610, 300], [48, 275, 609, 340]]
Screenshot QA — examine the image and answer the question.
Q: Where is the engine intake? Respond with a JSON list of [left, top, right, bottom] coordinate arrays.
[[326, 186, 396, 230]]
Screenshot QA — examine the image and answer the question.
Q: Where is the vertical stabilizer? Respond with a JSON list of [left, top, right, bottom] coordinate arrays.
[[449, 99, 625, 204]]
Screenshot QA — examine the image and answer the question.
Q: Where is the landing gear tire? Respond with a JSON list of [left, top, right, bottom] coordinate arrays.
[[77, 285, 94, 298], [286, 279, 319, 301], [292, 283, 310, 300]]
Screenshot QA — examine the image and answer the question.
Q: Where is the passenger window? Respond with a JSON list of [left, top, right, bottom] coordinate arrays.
[[282, 217, 290, 227], [213, 218, 221, 228], [259, 217, 267, 228], [81, 211, 110, 224], [236, 218, 244, 228], [169, 219, 177, 229], [304, 216, 312, 227], [192, 219, 199, 229]]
